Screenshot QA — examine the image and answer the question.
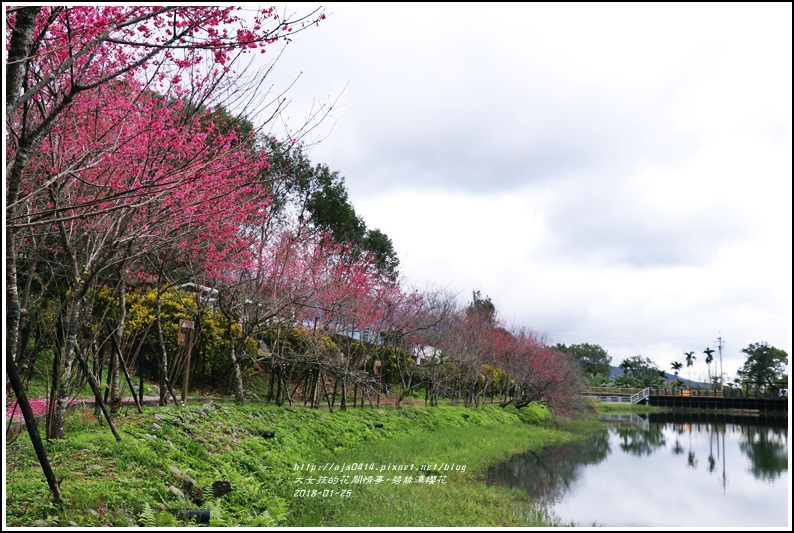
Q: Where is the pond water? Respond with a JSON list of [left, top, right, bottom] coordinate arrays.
[[486, 412, 790, 527]]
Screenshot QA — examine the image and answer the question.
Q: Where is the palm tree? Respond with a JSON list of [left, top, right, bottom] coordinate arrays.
[[619, 359, 633, 375], [671, 361, 683, 376], [685, 351, 696, 380], [703, 347, 715, 388]]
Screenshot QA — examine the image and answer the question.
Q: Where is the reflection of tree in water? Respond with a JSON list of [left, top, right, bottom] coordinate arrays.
[[687, 423, 697, 468], [668, 421, 708, 470], [707, 422, 720, 474], [616, 426, 666, 457], [671, 422, 686, 457], [687, 451, 698, 468], [672, 440, 684, 455], [739, 425, 788, 481], [664, 417, 787, 484], [485, 428, 611, 501], [488, 414, 787, 506]]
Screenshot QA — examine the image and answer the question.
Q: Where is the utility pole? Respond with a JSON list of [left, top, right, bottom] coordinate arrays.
[[716, 332, 725, 391]]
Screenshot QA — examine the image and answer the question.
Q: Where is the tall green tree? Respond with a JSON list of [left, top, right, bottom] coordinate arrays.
[[466, 290, 496, 324], [736, 342, 788, 394], [556, 343, 612, 376], [617, 355, 665, 387], [671, 361, 683, 376], [263, 139, 399, 276], [685, 351, 696, 380], [703, 347, 715, 386], [362, 228, 400, 275]]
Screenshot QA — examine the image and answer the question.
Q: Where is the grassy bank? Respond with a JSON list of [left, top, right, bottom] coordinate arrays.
[[291, 421, 579, 526], [5, 401, 587, 527], [594, 401, 668, 414]]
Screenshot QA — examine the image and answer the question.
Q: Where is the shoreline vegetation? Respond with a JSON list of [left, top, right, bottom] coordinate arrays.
[[6, 400, 598, 527], [6, 397, 784, 527]]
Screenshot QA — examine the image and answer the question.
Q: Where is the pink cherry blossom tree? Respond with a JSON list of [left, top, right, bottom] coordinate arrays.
[[6, 5, 326, 440]]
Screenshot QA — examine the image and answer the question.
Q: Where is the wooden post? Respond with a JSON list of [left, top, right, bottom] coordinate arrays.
[[6, 351, 61, 503], [179, 319, 195, 405]]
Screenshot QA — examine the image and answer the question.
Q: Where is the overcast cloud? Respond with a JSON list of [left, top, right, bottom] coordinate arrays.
[[254, 2, 792, 381]]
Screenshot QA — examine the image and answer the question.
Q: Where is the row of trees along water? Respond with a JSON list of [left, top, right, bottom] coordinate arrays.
[[6, 6, 587, 456], [556, 342, 788, 396]]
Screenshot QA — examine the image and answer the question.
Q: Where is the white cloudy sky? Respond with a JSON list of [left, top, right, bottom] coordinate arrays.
[[250, 2, 792, 381]]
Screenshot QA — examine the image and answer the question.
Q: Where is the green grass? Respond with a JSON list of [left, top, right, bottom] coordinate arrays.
[[595, 402, 668, 414], [290, 422, 579, 526], [6, 401, 587, 527]]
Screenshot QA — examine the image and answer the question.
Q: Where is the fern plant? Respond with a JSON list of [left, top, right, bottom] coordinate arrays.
[[138, 502, 156, 527], [201, 484, 214, 503], [207, 500, 227, 527]]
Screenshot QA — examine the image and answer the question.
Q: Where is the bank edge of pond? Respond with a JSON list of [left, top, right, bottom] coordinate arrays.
[[594, 401, 669, 414], [289, 418, 589, 527], [5, 401, 585, 527]]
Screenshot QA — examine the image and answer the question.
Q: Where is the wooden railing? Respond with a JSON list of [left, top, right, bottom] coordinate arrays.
[[585, 387, 645, 396], [652, 388, 724, 398], [585, 387, 725, 398]]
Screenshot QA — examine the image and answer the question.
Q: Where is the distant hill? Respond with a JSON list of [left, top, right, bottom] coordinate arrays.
[[608, 366, 708, 388]]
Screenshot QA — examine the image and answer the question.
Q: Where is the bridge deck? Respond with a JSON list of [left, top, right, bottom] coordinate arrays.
[[647, 394, 787, 412], [583, 388, 787, 412]]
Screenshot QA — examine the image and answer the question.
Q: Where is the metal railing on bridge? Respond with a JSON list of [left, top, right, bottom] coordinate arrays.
[[584, 387, 650, 404], [630, 388, 650, 404]]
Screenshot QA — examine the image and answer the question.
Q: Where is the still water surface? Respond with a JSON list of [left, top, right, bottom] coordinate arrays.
[[486, 412, 789, 527]]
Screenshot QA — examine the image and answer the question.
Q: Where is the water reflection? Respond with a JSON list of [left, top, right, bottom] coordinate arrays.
[[616, 425, 666, 457], [486, 413, 789, 527], [485, 428, 611, 501], [740, 424, 788, 482]]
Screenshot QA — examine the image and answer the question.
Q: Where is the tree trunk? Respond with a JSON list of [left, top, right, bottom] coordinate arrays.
[[155, 288, 169, 406], [49, 296, 82, 439], [109, 272, 127, 410], [275, 365, 283, 407], [267, 363, 275, 404], [103, 341, 114, 406], [5, 7, 40, 392], [340, 376, 347, 411], [229, 331, 245, 403], [111, 334, 142, 413], [46, 317, 63, 439], [330, 378, 338, 410], [312, 366, 320, 408], [6, 225, 22, 399]]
